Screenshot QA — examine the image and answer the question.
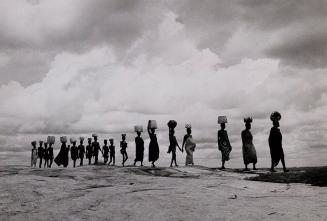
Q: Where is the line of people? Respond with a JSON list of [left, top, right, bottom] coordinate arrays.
[[30, 112, 288, 172]]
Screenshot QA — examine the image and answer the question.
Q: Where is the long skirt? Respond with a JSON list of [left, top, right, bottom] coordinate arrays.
[[185, 145, 194, 165], [242, 144, 257, 165], [220, 145, 232, 161], [149, 142, 159, 162]]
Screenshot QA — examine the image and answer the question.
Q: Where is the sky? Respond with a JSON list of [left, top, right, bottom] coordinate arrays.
[[0, 0, 326, 165]]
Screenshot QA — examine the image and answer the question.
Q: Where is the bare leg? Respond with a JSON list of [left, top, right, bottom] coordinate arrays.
[[270, 162, 276, 172], [221, 160, 225, 169], [281, 157, 289, 172], [253, 163, 257, 170], [244, 164, 249, 171]]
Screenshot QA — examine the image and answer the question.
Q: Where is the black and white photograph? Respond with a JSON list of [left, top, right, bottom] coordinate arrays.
[[0, 0, 326, 220]]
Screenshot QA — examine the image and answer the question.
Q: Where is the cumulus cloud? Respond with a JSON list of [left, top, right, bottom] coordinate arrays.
[[0, 1, 326, 167]]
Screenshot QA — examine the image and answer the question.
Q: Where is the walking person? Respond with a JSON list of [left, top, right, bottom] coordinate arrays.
[[269, 111, 288, 172], [92, 135, 100, 165], [37, 141, 44, 168], [43, 142, 49, 168], [47, 136, 55, 168], [168, 129, 182, 167], [86, 138, 93, 165], [78, 137, 85, 166], [31, 141, 38, 167], [120, 134, 128, 166], [217, 116, 232, 169], [70, 138, 78, 168], [48, 142, 54, 168], [102, 139, 109, 164], [108, 139, 115, 166], [241, 117, 257, 171], [134, 126, 144, 166], [54, 136, 69, 168], [182, 124, 196, 166], [148, 120, 159, 168]]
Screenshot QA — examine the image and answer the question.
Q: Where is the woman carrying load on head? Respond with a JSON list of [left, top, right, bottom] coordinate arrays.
[[167, 120, 182, 167], [148, 120, 159, 168], [182, 124, 196, 166], [217, 116, 232, 169], [134, 126, 144, 166], [54, 137, 69, 168], [242, 117, 257, 171], [269, 111, 288, 172]]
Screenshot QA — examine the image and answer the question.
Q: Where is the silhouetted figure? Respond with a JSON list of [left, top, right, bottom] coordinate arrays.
[[37, 141, 44, 168], [134, 132, 144, 166], [92, 136, 100, 165], [86, 138, 93, 165], [108, 139, 115, 166], [43, 142, 49, 168], [71, 141, 78, 168], [218, 122, 232, 169], [78, 138, 85, 166], [102, 139, 109, 164], [148, 127, 159, 168], [54, 137, 69, 168], [241, 117, 257, 171], [120, 134, 128, 166], [48, 143, 54, 168], [168, 129, 182, 167], [269, 111, 288, 172], [182, 125, 196, 166], [31, 141, 38, 167]]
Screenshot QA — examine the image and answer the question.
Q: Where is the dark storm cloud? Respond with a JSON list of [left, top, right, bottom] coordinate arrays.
[[1, 0, 326, 86], [266, 29, 327, 68], [239, 0, 327, 68], [0, 0, 165, 85]]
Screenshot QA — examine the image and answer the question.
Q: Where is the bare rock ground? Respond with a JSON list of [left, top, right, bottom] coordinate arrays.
[[0, 165, 326, 221]]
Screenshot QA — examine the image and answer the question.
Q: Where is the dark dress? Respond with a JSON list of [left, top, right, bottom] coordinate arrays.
[[241, 130, 257, 165], [92, 141, 100, 164], [78, 145, 85, 159], [149, 133, 159, 162], [269, 127, 284, 167], [71, 145, 78, 161], [135, 136, 144, 162], [218, 130, 232, 161], [109, 145, 115, 157], [54, 144, 69, 167], [86, 144, 93, 159], [103, 145, 109, 158], [48, 147, 54, 160], [37, 146, 44, 159]]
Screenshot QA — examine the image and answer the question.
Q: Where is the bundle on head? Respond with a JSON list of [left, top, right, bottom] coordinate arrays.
[[148, 120, 158, 129], [47, 136, 55, 144], [270, 111, 281, 122], [167, 120, 177, 129], [185, 124, 192, 129], [218, 116, 227, 124], [70, 137, 77, 144], [60, 136, 67, 143], [244, 117, 253, 124], [31, 141, 37, 146], [134, 125, 143, 132]]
